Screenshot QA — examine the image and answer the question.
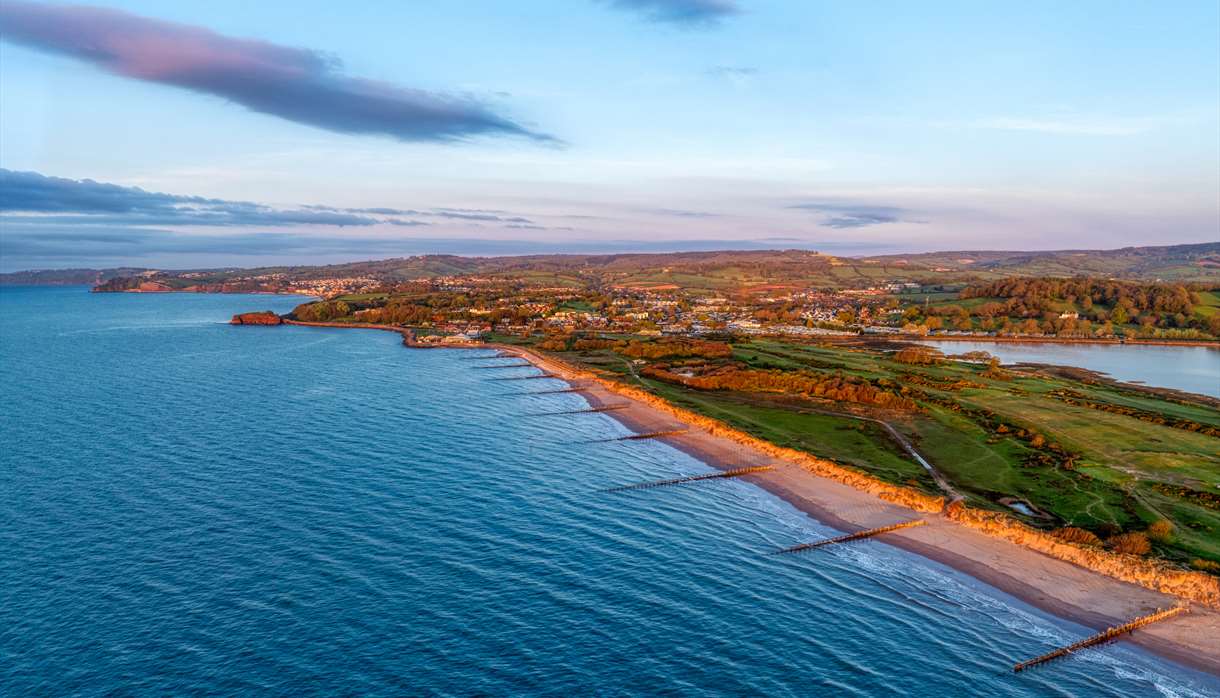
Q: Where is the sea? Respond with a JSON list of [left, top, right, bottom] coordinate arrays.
[[2, 286, 1217, 697]]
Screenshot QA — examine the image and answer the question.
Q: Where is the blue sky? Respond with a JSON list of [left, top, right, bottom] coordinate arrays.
[[1, 0, 1217, 270]]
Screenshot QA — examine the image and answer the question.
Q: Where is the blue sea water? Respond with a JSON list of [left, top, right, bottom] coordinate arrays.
[[1, 286, 1217, 697]]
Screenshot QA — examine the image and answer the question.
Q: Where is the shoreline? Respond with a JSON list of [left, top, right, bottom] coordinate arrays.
[[263, 321, 1220, 676], [488, 343, 1220, 677]]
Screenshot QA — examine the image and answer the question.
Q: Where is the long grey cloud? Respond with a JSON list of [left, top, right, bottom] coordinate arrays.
[[0, 228, 833, 268], [789, 202, 915, 229], [602, 0, 740, 26], [0, 168, 430, 227], [0, 1, 555, 143], [307, 203, 536, 224]]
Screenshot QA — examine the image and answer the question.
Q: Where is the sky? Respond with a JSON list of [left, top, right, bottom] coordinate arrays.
[[1, 0, 1218, 271]]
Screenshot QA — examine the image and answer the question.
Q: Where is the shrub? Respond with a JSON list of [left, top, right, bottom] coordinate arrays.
[[572, 338, 623, 350], [1108, 532, 1151, 556], [1190, 558, 1220, 573], [1146, 520, 1174, 543], [1053, 527, 1102, 546], [537, 334, 573, 351], [892, 346, 945, 365], [620, 339, 732, 360], [641, 365, 917, 410]]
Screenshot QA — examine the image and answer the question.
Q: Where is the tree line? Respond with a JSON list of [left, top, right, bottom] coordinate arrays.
[[960, 277, 1196, 315], [641, 365, 917, 410]]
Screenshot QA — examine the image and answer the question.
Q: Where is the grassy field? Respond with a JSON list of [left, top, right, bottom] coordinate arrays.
[[528, 335, 1220, 570], [1196, 290, 1220, 319]]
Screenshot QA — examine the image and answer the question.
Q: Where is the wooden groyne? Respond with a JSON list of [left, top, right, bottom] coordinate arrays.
[[771, 520, 926, 555], [485, 373, 562, 381], [530, 404, 631, 416], [1013, 606, 1189, 673], [471, 362, 533, 369], [586, 429, 688, 443], [527, 387, 587, 395], [604, 465, 775, 492]]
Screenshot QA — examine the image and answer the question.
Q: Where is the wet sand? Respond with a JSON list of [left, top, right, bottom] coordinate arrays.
[[494, 344, 1220, 676]]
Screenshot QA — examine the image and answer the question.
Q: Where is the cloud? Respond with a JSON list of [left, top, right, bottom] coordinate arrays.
[[316, 204, 536, 223], [0, 1, 556, 144], [642, 207, 720, 218], [789, 202, 915, 229], [432, 210, 532, 223], [0, 168, 430, 227], [602, 0, 740, 26], [1, 228, 834, 270], [345, 207, 424, 216], [0, 170, 582, 236]]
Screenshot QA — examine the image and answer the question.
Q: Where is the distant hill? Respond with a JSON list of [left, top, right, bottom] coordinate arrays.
[[5, 242, 1218, 291], [83, 250, 969, 294], [860, 242, 1220, 282], [0, 267, 153, 286]]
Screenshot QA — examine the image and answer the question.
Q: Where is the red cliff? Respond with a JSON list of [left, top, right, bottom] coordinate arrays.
[[230, 311, 283, 326]]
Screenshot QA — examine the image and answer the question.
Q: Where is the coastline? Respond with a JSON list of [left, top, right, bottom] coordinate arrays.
[[265, 321, 1220, 676], [489, 343, 1220, 676]]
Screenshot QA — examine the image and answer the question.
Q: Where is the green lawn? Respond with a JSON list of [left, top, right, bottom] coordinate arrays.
[[535, 336, 1220, 568], [641, 379, 938, 492]]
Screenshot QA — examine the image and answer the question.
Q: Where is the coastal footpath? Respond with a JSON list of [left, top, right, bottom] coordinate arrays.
[[237, 317, 1220, 674]]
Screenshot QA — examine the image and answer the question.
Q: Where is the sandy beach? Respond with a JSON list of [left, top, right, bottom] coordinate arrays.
[[273, 322, 1220, 674], [492, 344, 1220, 676]]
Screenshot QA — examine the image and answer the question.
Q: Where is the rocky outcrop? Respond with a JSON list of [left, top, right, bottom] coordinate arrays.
[[230, 311, 283, 326]]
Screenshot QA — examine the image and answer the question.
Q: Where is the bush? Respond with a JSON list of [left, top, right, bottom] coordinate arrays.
[[641, 365, 917, 410], [620, 339, 732, 360], [1108, 532, 1151, 556], [537, 334, 572, 351], [892, 346, 945, 365], [1190, 558, 1220, 573], [1053, 527, 1102, 546], [1146, 520, 1174, 543]]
